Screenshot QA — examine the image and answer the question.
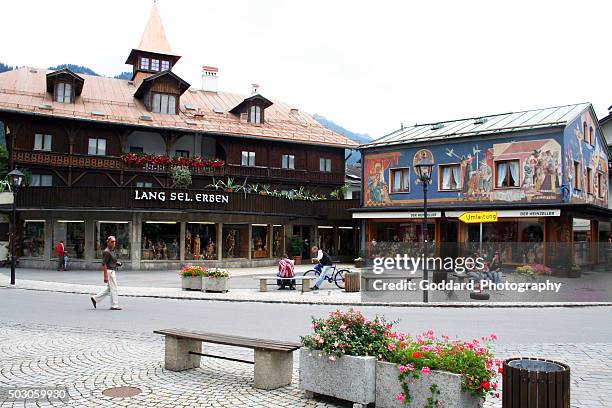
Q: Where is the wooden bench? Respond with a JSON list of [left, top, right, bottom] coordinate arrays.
[[255, 276, 312, 293], [154, 329, 301, 390]]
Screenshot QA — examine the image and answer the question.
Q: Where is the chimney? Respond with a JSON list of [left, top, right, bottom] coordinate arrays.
[[201, 66, 219, 92], [251, 83, 260, 95]]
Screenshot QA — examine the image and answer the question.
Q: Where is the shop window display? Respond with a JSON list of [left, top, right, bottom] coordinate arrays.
[[54, 221, 85, 259], [369, 221, 435, 257], [21, 221, 45, 258], [467, 220, 544, 264], [186, 223, 217, 260], [573, 218, 592, 265], [251, 225, 270, 258], [317, 227, 336, 255], [338, 227, 356, 257], [272, 225, 285, 258], [222, 224, 249, 258], [95, 222, 131, 259], [141, 222, 180, 260]]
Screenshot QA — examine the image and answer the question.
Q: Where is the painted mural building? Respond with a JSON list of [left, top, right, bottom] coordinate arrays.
[[354, 103, 611, 267]]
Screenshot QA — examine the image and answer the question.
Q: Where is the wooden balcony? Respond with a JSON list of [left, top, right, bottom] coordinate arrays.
[[16, 186, 359, 220], [13, 149, 345, 185]]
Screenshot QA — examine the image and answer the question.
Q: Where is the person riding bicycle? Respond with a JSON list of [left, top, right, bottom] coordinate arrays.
[[310, 245, 333, 290]]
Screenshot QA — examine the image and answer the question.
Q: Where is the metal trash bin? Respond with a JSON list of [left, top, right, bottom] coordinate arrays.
[[344, 271, 361, 292], [503, 358, 570, 407]]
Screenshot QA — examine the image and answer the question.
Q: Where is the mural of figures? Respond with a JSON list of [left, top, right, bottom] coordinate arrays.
[[363, 152, 400, 206]]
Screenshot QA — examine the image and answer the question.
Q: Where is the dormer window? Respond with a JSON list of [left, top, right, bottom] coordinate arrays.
[[151, 59, 160, 71], [249, 105, 262, 124], [55, 81, 72, 103], [152, 92, 176, 114], [161, 60, 170, 71], [140, 57, 150, 70]]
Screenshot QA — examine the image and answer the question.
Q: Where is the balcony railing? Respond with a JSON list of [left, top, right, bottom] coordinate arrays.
[[16, 186, 359, 220], [13, 149, 344, 184]]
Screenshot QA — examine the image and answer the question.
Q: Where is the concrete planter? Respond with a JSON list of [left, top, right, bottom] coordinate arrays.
[[376, 361, 482, 408], [202, 276, 230, 293], [181, 276, 202, 291], [299, 348, 376, 406]]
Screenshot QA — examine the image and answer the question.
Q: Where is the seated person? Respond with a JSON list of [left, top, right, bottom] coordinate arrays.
[[485, 251, 502, 284], [277, 254, 296, 290]]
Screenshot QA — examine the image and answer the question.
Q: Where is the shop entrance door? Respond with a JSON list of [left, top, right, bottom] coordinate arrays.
[[439, 220, 458, 259], [293, 225, 312, 258]]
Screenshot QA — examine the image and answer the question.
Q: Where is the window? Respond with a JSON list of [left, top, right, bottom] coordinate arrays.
[[88, 138, 106, 156], [390, 168, 410, 193], [272, 225, 285, 258], [129, 146, 144, 153], [141, 222, 180, 260], [439, 164, 461, 190], [152, 93, 176, 114], [186, 222, 217, 260], [573, 161, 581, 190], [136, 182, 153, 188], [34, 133, 52, 151], [56, 81, 72, 103], [495, 160, 520, 188], [95, 221, 131, 260], [241, 151, 256, 166], [583, 121, 588, 141], [248, 105, 262, 124], [175, 150, 189, 158], [589, 126, 594, 145], [319, 158, 332, 172], [281, 154, 295, 169], [140, 57, 150, 70], [586, 167, 593, 194], [161, 60, 170, 71], [222, 224, 249, 258], [252, 224, 270, 258], [54, 221, 85, 259], [31, 174, 52, 186], [151, 59, 160, 71], [597, 173, 604, 198], [20, 221, 45, 258]]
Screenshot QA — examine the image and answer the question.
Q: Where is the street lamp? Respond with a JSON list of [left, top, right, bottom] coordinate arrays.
[[7, 169, 25, 285], [414, 157, 434, 303]]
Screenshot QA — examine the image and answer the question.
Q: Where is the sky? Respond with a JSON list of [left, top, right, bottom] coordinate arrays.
[[1, 0, 611, 138]]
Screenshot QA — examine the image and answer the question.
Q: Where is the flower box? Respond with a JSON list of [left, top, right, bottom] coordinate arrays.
[[202, 276, 230, 293], [376, 361, 482, 408], [181, 276, 202, 291], [299, 348, 376, 406]]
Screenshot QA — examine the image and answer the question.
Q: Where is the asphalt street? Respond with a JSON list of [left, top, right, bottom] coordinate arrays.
[[1, 288, 610, 344]]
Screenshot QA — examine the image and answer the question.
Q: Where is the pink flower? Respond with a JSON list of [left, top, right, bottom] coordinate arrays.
[[421, 367, 431, 375], [370, 329, 376, 334], [406, 363, 414, 371], [490, 333, 498, 341], [387, 343, 397, 352], [396, 393, 405, 402], [399, 365, 408, 373]]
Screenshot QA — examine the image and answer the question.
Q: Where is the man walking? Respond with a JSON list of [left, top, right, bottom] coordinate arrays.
[[91, 236, 122, 310], [310, 245, 333, 290]]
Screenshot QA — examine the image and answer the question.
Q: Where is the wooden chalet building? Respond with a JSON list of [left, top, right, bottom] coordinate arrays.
[[0, 3, 359, 269]]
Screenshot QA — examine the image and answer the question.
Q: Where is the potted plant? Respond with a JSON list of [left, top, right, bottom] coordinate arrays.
[[377, 330, 501, 408], [171, 166, 192, 189], [514, 265, 536, 280], [354, 250, 365, 268], [259, 184, 271, 195], [180, 265, 206, 290], [202, 268, 230, 292], [300, 309, 395, 406], [288, 236, 305, 265]]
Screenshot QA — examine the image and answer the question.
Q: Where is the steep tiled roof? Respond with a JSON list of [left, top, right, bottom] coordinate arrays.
[[0, 67, 358, 148]]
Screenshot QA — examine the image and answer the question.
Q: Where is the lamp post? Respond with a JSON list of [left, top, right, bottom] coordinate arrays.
[[7, 169, 25, 285], [414, 157, 434, 303]]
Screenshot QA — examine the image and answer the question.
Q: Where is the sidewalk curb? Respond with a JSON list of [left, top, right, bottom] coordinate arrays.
[[2, 284, 611, 308]]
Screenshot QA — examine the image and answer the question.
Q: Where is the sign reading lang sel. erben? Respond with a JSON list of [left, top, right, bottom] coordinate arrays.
[[134, 190, 229, 204]]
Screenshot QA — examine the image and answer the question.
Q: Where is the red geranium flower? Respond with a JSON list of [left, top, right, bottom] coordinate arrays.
[[412, 352, 423, 358]]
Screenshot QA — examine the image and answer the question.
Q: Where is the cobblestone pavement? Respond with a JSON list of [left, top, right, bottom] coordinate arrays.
[[0, 321, 610, 407]]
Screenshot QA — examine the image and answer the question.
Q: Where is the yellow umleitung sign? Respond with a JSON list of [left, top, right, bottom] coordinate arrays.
[[459, 211, 498, 223]]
